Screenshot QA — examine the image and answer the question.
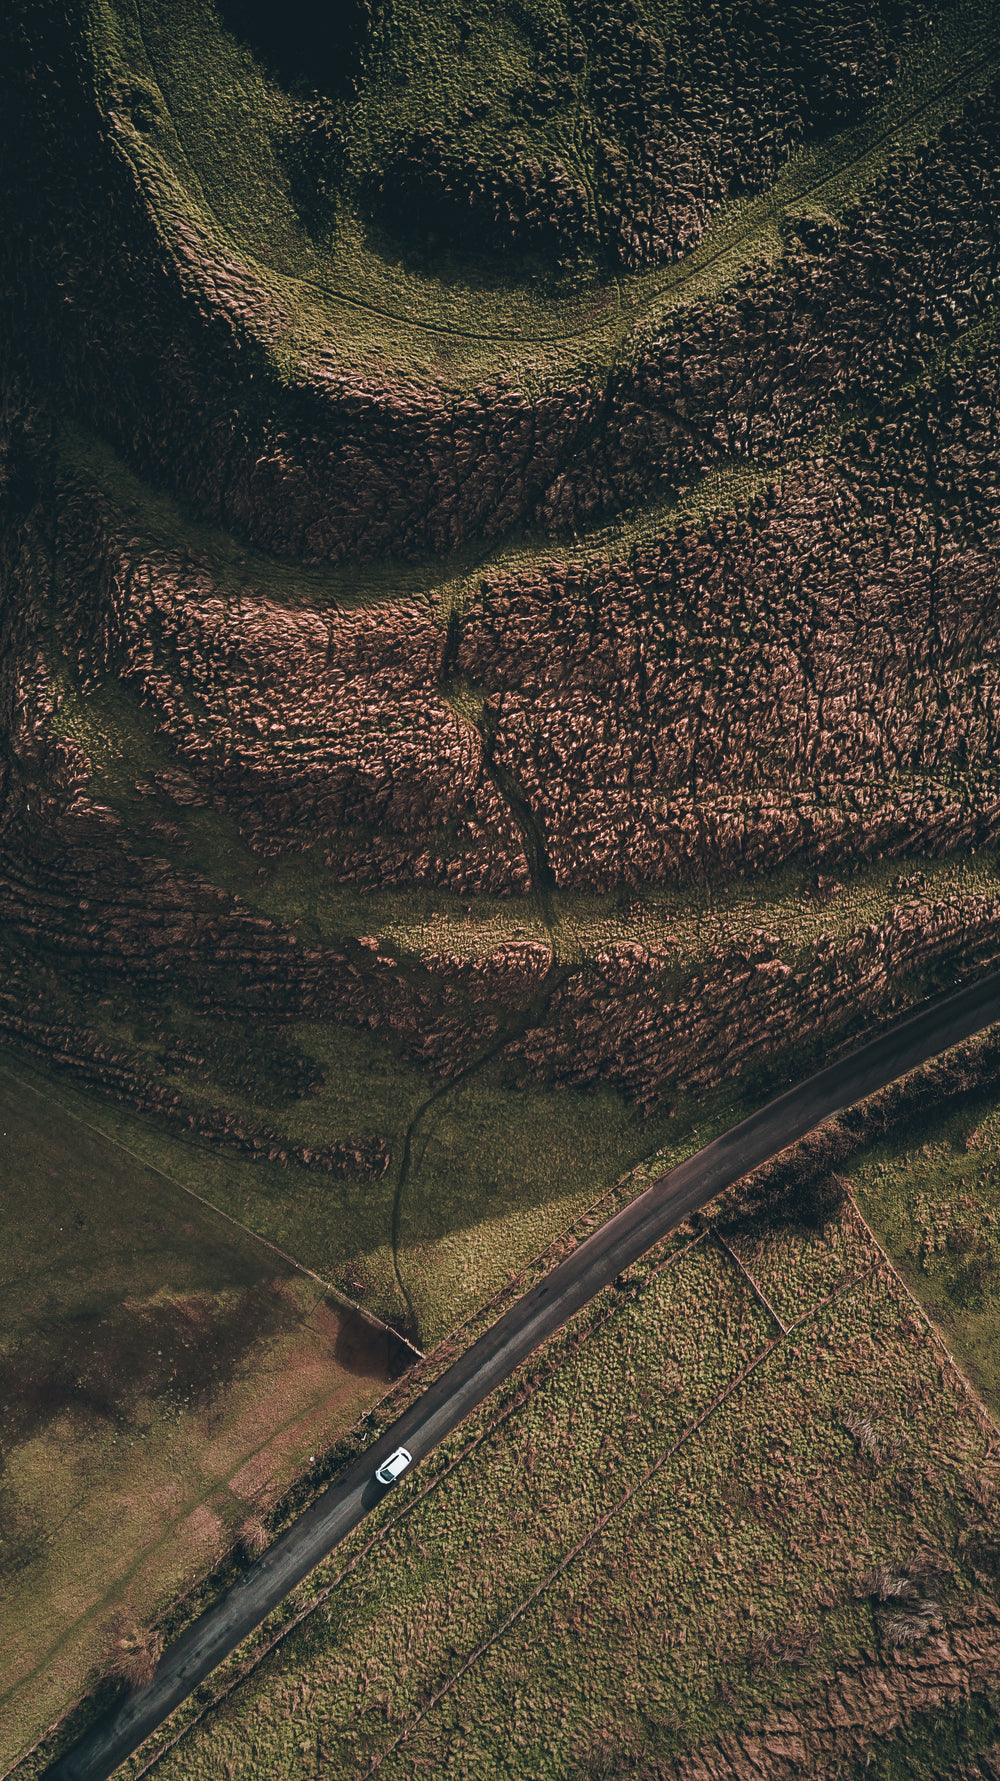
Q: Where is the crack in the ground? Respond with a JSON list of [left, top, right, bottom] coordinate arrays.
[[477, 698, 560, 938], [438, 606, 561, 940], [373, 617, 573, 1332], [389, 635, 573, 1341]]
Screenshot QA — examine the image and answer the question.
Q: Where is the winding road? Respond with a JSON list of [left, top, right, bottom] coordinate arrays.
[[46, 965, 1000, 1781]]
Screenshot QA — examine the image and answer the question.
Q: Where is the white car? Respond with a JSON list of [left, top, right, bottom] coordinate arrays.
[[375, 1446, 412, 1486]]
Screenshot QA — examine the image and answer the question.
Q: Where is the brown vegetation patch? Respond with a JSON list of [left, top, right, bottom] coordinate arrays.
[[102, 1611, 165, 1692], [637, 1600, 1000, 1778], [0, 1282, 292, 1453]]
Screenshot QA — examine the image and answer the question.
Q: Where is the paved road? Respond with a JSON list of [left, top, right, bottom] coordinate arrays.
[[46, 967, 1000, 1781]]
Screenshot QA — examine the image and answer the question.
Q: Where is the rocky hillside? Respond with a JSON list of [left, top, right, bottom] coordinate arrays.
[[3, 0, 1000, 1327]]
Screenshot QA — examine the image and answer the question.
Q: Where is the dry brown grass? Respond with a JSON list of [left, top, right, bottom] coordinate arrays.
[[237, 1513, 270, 1560], [854, 1555, 949, 1649], [103, 1611, 164, 1691], [877, 1600, 946, 1646]]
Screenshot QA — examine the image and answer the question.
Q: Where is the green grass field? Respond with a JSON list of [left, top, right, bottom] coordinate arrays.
[[1, 1014, 694, 1347], [0, 1059, 408, 1772], [42, 1185, 998, 1781], [849, 1086, 1000, 1423], [11, 3, 1000, 1770]]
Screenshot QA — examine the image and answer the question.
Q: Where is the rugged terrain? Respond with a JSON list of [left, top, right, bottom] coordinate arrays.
[[6, 0, 1000, 1773]]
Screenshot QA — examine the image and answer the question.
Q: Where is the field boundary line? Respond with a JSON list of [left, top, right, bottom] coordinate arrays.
[[126, 1230, 708, 1778], [0, 1047, 709, 1781], [840, 1178, 1000, 1441], [712, 1230, 790, 1333], [359, 1261, 878, 1777], [0, 1055, 424, 1359]]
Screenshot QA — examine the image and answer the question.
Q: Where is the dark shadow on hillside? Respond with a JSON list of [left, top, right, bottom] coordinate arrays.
[[332, 1304, 415, 1380], [214, 0, 372, 98], [0, 1282, 291, 1451]]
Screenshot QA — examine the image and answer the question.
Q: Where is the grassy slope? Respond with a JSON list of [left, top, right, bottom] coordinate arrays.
[[52, 248, 1000, 665], [0, 1014, 697, 1348], [49, 591, 1000, 981], [852, 1700, 1000, 1781], [60, 1193, 1000, 1781], [84, 0, 1000, 382], [0, 1059, 401, 1771], [38, 599, 1000, 1349], [39, 626, 1000, 1346], [12, 5, 1000, 1769], [33, 0, 1000, 1362]]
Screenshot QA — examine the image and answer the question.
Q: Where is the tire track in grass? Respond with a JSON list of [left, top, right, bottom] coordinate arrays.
[[385, 681, 568, 1336], [133, 21, 1000, 351], [385, 954, 574, 1339], [712, 1229, 791, 1335]]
